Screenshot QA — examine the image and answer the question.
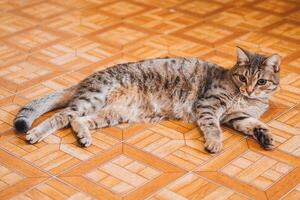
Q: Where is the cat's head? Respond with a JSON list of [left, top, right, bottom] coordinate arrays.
[[231, 47, 280, 99]]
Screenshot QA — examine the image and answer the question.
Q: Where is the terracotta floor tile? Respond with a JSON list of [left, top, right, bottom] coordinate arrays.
[[250, 0, 299, 16], [96, 0, 153, 19], [0, 42, 27, 69], [148, 173, 250, 200], [87, 23, 152, 49], [60, 144, 184, 199], [44, 9, 121, 36], [281, 184, 300, 200], [174, 0, 226, 17], [125, 8, 200, 34], [17, 2, 69, 21], [207, 7, 281, 31], [0, 0, 299, 199], [0, 13, 37, 38], [11, 178, 96, 200]]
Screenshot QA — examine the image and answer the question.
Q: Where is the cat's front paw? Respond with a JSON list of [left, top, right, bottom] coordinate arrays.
[[253, 127, 274, 150], [205, 138, 222, 153]]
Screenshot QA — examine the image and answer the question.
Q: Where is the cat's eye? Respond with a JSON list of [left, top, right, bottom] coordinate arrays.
[[257, 79, 267, 85], [239, 75, 246, 83]]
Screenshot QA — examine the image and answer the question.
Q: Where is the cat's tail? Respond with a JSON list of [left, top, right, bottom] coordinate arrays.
[[14, 86, 77, 132]]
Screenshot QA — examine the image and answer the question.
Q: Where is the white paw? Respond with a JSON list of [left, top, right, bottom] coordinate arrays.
[[26, 129, 43, 144], [205, 139, 222, 153], [78, 135, 92, 147], [77, 132, 92, 147], [71, 120, 92, 147], [78, 136, 92, 147]]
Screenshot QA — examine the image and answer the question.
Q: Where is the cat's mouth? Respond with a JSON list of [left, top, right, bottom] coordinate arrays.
[[240, 90, 258, 99]]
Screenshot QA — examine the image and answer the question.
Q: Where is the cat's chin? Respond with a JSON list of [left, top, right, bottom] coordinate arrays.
[[240, 92, 260, 99], [242, 93, 269, 100], [246, 96, 259, 99]]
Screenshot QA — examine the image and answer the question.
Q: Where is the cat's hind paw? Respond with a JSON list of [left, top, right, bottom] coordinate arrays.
[[71, 119, 92, 147], [76, 131, 92, 147], [25, 128, 43, 144], [77, 135, 92, 147], [253, 127, 274, 150], [205, 139, 222, 153]]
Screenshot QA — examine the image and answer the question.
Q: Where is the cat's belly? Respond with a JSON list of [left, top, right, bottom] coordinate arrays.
[[101, 91, 170, 123], [102, 92, 194, 124]]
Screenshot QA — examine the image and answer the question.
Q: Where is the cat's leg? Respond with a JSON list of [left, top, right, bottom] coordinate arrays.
[[224, 113, 274, 149], [26, 108, 79, 144], [25, 85, 111, 144], [70, 113, 122, 147], [194, 104, 223, 153], [70, 116, 92, 147], [197, 117, 223, 153]]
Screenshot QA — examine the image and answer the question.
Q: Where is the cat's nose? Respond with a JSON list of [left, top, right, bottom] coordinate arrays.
[[246, 87, 253, 95]]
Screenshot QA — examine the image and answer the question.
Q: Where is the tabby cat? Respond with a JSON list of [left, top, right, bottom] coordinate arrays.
[[14, 47, 280, 153]]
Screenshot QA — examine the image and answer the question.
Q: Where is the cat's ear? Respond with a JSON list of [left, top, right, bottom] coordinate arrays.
[[236, 46, 249, 64], [264, 54, 281, 72]]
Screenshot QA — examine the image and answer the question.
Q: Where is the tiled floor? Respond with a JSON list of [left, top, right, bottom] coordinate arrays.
[[0, 0, 299, 199]]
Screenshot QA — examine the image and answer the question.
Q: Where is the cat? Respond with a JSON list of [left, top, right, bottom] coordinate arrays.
[[14, 47, 280, 153]]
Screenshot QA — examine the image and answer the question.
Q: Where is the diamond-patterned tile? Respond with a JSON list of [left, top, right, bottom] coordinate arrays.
[[0, 133, 119, 175], [251, 0, 299, 16], [11, 178, 95, 200], [207, 7, 281, 30], [267, 109, 300, 157], [0, 164, 25, 191], [4, 27, 67, 52], [0, 13, 37, 37], [175, 0, 226, 17], [133, 0, 186, 8], [33, 37, 119, 70], [217, 32, 299, 58], [0, 57, 64, 92], [197, 139, 300, 200], [0, 149, 48, 199], [0, 42, 27, 68], [125, 8, 200, 34], [52, 0, 102, 9], [60, 144, 184, 199], [0, 0, 42, 11], [18, 2, 68, 20], [173, 22, 245, 47], [45, 9, 120, 36], [148, 173, 250, 200], [269, 73, 300, 108], [263, 19, 300, 42], [281, 184, 300, 200], [85, 155, 161, 196], [88, 23, 151, 49], [220, 150, 293, 190], [0, 89, 13, 105], [126, 123, 244, 171], [96, 0, 152, 18]]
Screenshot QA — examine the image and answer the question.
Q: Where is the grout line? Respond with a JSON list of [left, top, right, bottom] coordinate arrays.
[[52, 176, 98, 199], [0, 142, 53, 177], [196, 172, 255, 200], [12, 176, 53, 198]]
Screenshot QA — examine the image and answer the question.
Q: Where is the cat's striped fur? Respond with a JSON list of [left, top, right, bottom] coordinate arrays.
[[14, 47, 280, 153]]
